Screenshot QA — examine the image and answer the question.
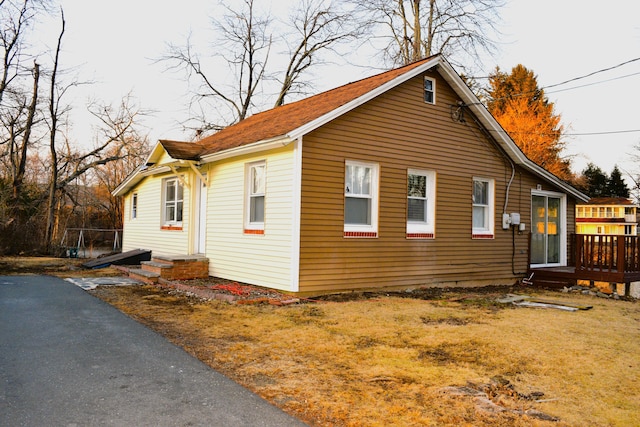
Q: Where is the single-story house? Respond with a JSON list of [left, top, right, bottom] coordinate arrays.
[[113, 54, 588, 295]]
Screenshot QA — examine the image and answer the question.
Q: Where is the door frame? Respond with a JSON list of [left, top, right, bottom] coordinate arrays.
[[192, 176, 207, 254], [530, 189, 567, 267]]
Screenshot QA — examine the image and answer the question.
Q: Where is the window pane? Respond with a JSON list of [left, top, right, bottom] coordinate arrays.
[[408, 198, 426, 222], [252, 165, 265, 194], [177, 181, 183, 200], [473, 181, 488, 205], [473, 206, 486, 229], [166, 181, 176, 202], [408, 174, 426, 198], [345, 165, 371, 196], [166, 205, 175, 222], [345, 197, 371, 225], [176, 202, 183, 222], [250, 195, 265, 222]]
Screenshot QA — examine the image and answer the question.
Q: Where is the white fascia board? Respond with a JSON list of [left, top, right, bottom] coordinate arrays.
[[112, 165, 145, 197], [200, 135, 294, 164], [438, 60, 589, 203], [112, 141, 168, 197], [287, 57, 442, 140]]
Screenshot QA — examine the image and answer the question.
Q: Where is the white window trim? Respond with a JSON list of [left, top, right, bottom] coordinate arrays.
[[472, 177, 495, 237], [162, 177, 184, 227], [344, 160, 379, 237], [407, 169, 436, 237], [131, 192, 138, 220], [244, 160, 266, 232], [424, 76, 436, 104]]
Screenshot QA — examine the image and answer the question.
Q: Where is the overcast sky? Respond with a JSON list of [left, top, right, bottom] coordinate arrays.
[[40, 0, 640, 179]]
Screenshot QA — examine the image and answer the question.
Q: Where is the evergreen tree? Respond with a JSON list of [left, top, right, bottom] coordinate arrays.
[[580, 163, 609, 197], [606, 165, 629, 198], [486, 65, 573, 181]]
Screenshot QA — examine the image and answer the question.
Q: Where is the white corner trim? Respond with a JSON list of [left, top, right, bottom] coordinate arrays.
[[289, 136, 303, 292]]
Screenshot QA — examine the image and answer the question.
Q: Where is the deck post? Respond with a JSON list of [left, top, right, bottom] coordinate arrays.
[[575, 234, 583, 270], [617, 235, 626, 273]]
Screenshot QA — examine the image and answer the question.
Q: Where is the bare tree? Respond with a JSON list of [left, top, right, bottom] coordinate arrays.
[[274, 0, 360, 107], [355, 0, 503, 69], [162, 0, 271, 134], [43, 7, 65, 251], [0, 0, 32, 106], [161, 0, 359, 134]]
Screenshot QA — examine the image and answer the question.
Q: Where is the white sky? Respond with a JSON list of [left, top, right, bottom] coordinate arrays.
[[39, 0, 640, 179]]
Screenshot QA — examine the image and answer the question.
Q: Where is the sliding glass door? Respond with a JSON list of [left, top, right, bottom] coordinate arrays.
[[531, 192, 566, 266]]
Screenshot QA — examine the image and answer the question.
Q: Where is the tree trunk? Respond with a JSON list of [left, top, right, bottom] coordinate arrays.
[[12, 62, 39, 201]]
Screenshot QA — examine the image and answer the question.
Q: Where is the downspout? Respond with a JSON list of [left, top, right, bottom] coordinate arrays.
[[457, 103, 526, 275]]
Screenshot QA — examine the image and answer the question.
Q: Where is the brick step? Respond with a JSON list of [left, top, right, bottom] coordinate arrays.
[[128, 268, 160, 285], [140, 261, 173, 275], [137, 255, 210, 280]]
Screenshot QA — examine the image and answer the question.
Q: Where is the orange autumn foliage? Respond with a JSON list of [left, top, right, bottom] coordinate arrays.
[[487, 65, 573, 182]]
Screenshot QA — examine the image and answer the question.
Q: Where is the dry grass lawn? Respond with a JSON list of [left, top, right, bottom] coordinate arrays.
[[1, 257, 638, 426], [89, 283, 640, 427]]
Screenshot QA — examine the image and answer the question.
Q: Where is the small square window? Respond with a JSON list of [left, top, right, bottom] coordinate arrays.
[[424, 77, 435, 104]]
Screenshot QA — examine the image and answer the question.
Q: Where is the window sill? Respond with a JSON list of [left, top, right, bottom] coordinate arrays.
[[407, 233, 434, 239], [161, 225, 183, 231], [344, 231, 378, 238], [244, 229, 265, 235]]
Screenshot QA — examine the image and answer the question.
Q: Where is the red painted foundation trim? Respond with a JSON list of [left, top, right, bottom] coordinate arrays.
[[343, 231, 378, 238], [472, 234, 494, 239], [161, 225, 183, 231], [406, 233, 434, 239]]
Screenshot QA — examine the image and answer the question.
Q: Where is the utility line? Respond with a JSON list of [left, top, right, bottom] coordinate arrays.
[[541, 57, 640, 90], [546, 71, 640, 94]]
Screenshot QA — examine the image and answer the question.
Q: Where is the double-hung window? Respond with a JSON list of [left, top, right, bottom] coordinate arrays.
[[163, 177, 183, 227], [472, 177, 494, 238], [245, 161, 266, 233], [407, 169, 436, 238], [344, 160, 378, 237]]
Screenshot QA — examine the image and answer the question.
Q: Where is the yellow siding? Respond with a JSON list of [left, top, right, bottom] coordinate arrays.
[[206, 145, 296, 291], [298, 71, 572, 293], [122, 172, 192, 256]]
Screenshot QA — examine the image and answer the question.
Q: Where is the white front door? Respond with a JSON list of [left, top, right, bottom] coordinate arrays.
[[194, 177, 207, 254]]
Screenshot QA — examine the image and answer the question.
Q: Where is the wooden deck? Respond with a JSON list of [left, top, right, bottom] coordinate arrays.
[[528, 234, 640, 289]]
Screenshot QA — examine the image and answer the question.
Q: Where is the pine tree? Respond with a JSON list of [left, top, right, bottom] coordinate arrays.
[[579, 163, 608, 197], [486, 65, 573, 181], [606, 165, 629, 198]]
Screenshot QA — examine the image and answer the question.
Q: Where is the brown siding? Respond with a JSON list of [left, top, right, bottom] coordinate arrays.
[[298, 71, 577, 293]]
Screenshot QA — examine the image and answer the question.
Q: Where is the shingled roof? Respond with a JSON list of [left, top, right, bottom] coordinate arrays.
[[159, 140, 205, 161], [113, 54, 589, 202], [191, 56, 436, 157]]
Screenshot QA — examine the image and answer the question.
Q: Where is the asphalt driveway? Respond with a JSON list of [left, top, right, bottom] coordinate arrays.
[[0, 275, 307, 426]]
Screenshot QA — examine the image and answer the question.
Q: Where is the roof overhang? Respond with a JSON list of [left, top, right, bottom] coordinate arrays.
[[436, 59, 589, 202], [200, 135, 295, 163], [112, 136, 295, 197]]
